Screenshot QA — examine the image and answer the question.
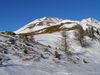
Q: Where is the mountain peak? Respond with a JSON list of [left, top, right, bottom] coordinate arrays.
[[15, 17, 63, 34], [81, 17, 98, 23], [34, 17, 63, 23]]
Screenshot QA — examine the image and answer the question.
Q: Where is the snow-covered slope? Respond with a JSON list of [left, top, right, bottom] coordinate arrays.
[[0, 17, 100, 75], [81, 17, 100, 30], [1, 17, 100, 64], [1, 62, 100, 75], [15, 17, 100, 34], [15, 17, 63, 34]]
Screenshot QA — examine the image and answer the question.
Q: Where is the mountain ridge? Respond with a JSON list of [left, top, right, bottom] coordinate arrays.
[[15, 17, 100, 35]]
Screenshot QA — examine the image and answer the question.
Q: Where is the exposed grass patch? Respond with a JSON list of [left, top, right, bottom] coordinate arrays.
[[19, 24, 84, 36]]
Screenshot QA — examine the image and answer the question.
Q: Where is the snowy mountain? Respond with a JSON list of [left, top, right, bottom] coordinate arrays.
[[15, 17, 63, 34], [0, 17, 100, 75], [15, 17, 100, 35]]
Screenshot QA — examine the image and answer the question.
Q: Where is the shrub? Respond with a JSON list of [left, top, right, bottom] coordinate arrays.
[[0, 58, 2, 65], [48, 45, 51, 48], [54, 51, 61, 60], [83, 59, 88, 63], [23, 49, 28, 54], [96, 29, 100, 35], [9, 39, 16, 44]]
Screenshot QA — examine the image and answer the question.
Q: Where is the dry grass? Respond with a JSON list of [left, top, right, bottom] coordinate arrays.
[[18, 23, 84, 36]]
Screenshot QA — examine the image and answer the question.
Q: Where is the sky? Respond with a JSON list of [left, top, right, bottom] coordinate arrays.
[[0, 0, 100, 31]]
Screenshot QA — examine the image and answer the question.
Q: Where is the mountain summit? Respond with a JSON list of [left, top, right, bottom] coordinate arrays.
[[15, 17, 62, 34], [81, 17, 98, 23]]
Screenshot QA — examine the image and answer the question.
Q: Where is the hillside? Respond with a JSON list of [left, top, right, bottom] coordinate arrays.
[[0, 17, 100, 75]]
